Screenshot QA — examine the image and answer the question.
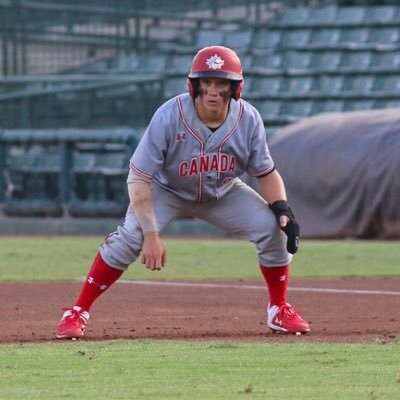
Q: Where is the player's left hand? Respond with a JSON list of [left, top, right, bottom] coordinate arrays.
[[269, 200, 300, 255]]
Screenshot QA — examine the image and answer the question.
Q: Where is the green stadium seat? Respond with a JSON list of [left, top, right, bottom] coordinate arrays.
[[281, 29, 311, 47], [253, 29, 281, 49], [308, 6, 337, 24], [278, 7, 310, 25], [373, 75, 400, 93], [309, 28, 341, 46], [195, 30, 224, 48], [164, 77, 187, 98], [364, 6, 398, 24], [340, 51, 372, 70], [109, 55, 140, 72], [313, 75, 343, 94], [336, 7, 365, 24], [168, 54, 194, 74], [223, 30, 252, 52], [313, 99, 344, 114], [344, 99, 374, 112], [140, 54, 168, 73], [377, 99, 400, 109], [280, 100, 313, 118], [284, 51, 312, 70], [252, 99, 281, 120], [73, 152, 96, 172], [250, 77, 282, 94], [280, 76, 313, 94], [342, 75, 374, 94], [371, 51, 400, 70], [339, 28, 370, 45], [251, 53, 282, 70], [312, 51, 342, 70], [368, 28, 400, 46]]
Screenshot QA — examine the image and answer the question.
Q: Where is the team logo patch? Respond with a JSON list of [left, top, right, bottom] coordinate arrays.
[[206, 54, 225, 70]]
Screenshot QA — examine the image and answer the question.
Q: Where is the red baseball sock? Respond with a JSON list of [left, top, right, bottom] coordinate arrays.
[[259, 264, 289, 306], [74, 252, 123, 311]]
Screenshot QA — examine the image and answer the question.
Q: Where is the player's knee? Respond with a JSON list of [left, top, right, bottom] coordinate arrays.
[[99, 226, 143, 270]]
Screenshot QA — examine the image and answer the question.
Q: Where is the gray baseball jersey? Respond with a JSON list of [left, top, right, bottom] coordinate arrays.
[[99, 93, 292, 270], [129, 93, 275, 202]]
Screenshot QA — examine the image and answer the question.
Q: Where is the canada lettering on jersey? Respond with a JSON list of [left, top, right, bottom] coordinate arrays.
[[179, 153, 235, 177]]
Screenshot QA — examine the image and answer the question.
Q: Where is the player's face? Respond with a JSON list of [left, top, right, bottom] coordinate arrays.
[[198, 78, 231, 111]]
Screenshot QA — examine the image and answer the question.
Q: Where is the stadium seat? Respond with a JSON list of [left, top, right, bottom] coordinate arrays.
[[195, 30, 224, 48], [140, 54, 168, 73], [373, 75, 400, 93], [312, 51, 342, 70], [252, 99, 282, 120], [371, 51, 400, 70], [336, 7, 365, 24], [364, 6, 398, 24], [340, 51, 372, 70], [368, 27, 400, 46], [223, 30, 252, 53], [250, 77, 282, 95], [308, 6, 337, 24], [313, 99, 345, 114], [168, 54, 194, 74], [278, 7, 310, 25], [253, 29, 281, 49], [251, 53, 283, 70], [283, 51, 312, 70], [313, 75, 343, 94], [280, 76, 313, 94], [281, 29, 311, 47], [342, 75, 374, 94], [338, 28, 370, 46], [309, 28, 341, 46], [280, 100, 313, 119], [164, 77, 188, 98], [377, 99, 400, 109], [344, 99, 374, 112]]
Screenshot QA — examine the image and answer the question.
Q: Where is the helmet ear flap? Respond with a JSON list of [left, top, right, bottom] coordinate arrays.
[[187, 78, 199, 99], [231, 80, 244, 100]]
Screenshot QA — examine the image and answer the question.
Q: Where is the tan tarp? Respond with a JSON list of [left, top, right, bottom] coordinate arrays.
[[267, 108, 400, 238]]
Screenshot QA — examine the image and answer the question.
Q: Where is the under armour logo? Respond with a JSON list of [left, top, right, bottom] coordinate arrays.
[[275, 318, 283, 326], [176, 133, 186, 142], [87, 276, 108, 291], [280, 275, 286, 282]]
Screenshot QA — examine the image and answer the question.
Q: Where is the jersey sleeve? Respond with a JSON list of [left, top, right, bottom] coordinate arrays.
[[129, 109, 170, 180], [246, 113, 275, 177]]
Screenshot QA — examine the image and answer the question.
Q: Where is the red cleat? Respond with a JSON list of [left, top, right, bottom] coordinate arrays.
[[56, 306, 90, 340], [267, 303, 310, 334]]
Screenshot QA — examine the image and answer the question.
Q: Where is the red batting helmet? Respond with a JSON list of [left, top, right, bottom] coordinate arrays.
[[187, 46, 244, 100]]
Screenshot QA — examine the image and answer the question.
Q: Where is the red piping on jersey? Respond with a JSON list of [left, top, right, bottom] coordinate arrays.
[[129, 161, 154, 180], [249, 164, 275, 177], [177, 95, 204, 202], [215, 100, 244, 199]]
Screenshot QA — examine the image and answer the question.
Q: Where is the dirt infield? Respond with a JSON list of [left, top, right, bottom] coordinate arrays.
[[1, 278, 399, 344]]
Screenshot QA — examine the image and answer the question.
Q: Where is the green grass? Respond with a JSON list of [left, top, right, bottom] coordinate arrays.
[[0, 237, 399, 281], [1, 237, 399, 399], [1, 340, 399, 400]]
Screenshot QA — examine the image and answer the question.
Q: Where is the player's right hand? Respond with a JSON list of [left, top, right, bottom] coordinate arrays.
[[140, 232, 167, 271]]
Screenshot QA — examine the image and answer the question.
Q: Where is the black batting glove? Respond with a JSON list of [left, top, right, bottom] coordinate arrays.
[[269, 200, 300, 255]]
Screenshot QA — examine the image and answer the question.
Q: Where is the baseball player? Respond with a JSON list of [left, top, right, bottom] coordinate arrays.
[[56, 46, 310, 339]]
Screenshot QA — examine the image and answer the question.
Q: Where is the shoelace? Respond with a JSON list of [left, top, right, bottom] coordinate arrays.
[[60, 307, 88, 324], [278, 305, 302, 320], [60, 308, 78, 321]]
